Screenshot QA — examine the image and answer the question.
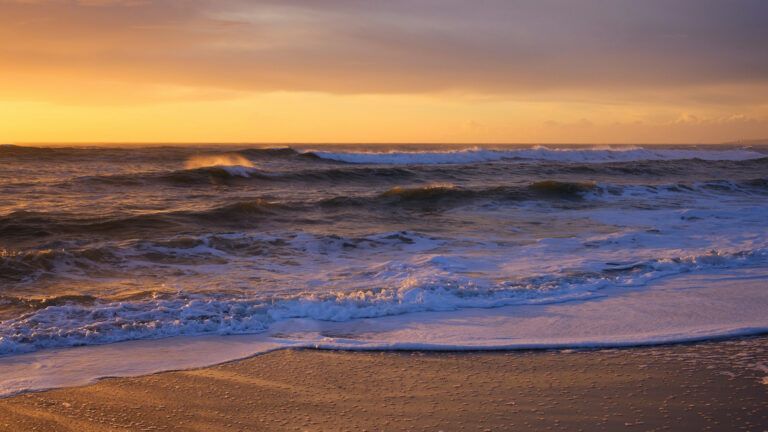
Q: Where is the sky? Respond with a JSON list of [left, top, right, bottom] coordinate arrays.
[[1, 0, 767, 144]]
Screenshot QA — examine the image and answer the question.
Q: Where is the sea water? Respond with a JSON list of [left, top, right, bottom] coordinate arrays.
[[1, 143, 767, 395]]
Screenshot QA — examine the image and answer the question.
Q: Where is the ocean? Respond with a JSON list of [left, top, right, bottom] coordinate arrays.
[[1, 143, 767, 395]]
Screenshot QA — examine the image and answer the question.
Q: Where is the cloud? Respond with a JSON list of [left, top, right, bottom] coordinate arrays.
[[1, 0, 767, 105]]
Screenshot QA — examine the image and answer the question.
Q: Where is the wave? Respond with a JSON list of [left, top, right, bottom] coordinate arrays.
[[0, 199, 284, 242], [592, 177, 768, 200], [0, 246, 122, 283], [4, 177, 766, 242], [0, 211, 178, 241], [163, 166, 267, 182], [0, 230, 441, 283], [0, 294, 99, 310], [241, 147, 306, 158], [162, 165, 418, 184], [72, 166, 271, 188], [73, 165, 419, 188], [324, 177, 768, 208], [1, 247, 765, 355], [0, 181, 595, 241], [305, 146, 767, 165], [183, 154, 260, 179], [47, 147, 766, 190], [75, 158, 767, 189], [4, 144, 766, 167], [373, 181, 595, 203]]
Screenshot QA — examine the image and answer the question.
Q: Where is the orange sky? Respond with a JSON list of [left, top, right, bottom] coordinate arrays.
[[1, 0, 767, 144]]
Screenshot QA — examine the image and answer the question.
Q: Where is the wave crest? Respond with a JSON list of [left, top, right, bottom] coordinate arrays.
[[306, 146, 767, 165], [184, 154, 257, 177]]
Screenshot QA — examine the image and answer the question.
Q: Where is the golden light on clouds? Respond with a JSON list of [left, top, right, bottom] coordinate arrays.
[[1, 0, 767, 143]]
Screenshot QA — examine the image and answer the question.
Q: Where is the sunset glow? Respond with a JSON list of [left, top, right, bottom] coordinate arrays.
[[2, 0, 767, 143]]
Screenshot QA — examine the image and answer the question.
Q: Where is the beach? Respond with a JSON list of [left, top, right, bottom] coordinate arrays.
[[1, 336, 765, 431], [2, 144, 768, 429]]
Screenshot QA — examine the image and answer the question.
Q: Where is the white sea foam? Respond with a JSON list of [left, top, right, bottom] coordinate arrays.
[[1, 267, 766, 397], [1, 246, 765, 356], [308, 146, 766, 165]]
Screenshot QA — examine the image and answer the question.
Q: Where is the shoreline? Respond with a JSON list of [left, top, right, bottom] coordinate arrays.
[[3, 329, 768, 398], [1, 336, 765, 431], [4, 266, 767, 399], [0, 268, 768, 396]]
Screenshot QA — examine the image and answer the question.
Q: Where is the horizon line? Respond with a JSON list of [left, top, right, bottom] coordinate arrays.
[[5, 140, 766, 147]]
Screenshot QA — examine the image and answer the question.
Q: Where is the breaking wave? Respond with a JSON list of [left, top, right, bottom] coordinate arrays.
[[1, 247, 765, 355], [306, 146, 767, 164]]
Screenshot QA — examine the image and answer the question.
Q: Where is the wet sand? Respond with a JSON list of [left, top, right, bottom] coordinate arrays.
[[0, 337, 766, 432]]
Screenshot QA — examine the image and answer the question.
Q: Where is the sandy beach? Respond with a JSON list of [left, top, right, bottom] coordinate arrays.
[[0, 337, 765, 431]]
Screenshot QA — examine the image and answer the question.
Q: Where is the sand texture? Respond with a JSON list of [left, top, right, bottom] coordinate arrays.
[[0, 337, 766, 431]]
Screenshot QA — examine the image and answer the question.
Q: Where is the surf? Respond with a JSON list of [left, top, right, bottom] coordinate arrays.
[[304, 145, 767, 164]]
